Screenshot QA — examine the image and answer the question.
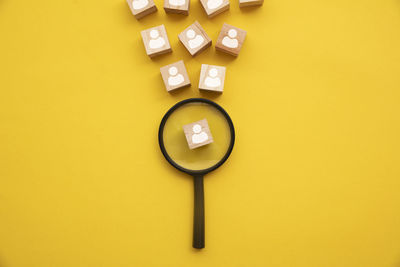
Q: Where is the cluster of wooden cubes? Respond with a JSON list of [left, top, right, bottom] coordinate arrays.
[[127, 0, 262, 148], [140, 21, 246, 93], [140, 21, 246, 59], [127, 0, 263, 19]]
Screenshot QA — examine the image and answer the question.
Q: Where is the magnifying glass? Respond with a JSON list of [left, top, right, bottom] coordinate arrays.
[[158, 98, 235, 249]]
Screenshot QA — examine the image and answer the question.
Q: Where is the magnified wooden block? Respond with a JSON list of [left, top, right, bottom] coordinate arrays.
[[178, 21, 212, 57], [160, 60, 191, 92], [239, 0, 263, 7], [199, 0, 229, 18], [127, 0, 157, 19], [198, 64, 226, 93], [215, 23, 246, 57], [183, 119, 214, 149], [164, 0, 190, 15], [141, 24, 172, 58]]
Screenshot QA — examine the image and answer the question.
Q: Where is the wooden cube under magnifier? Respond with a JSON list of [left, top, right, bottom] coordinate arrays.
[[239, 0, 263, 7], [183, 119, 214, 149], [160, 60, 191, 92]]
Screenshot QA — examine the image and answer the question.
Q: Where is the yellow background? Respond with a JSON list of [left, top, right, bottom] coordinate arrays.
[[1, 0, 400, 266]]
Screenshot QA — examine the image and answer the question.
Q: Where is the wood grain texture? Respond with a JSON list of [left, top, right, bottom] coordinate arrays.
[[198, 64, 226, 93], [199, 0, 230, 18], [164, 0, 190, 15], [178, 21, 212, 56], [239, 0, 263, 7]]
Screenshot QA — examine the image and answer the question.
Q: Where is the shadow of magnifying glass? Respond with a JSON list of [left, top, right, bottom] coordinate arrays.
[[158, 98, 235, 249]]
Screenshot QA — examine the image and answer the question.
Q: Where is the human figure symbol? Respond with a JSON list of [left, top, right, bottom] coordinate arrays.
[[149, 29, 166, 49], [186, 29, 204, 49], [222, 29, 239, 48], [132, 0, 148, 9], [207, 0, 223, 9], [167, 67, 184, 86], [192, 124, 209, 144], [204, 68, 221, 88]]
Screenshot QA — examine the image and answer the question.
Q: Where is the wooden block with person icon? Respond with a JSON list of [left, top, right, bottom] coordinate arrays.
[[199, 64, 226, 93], [141, 25, 172, 58], [164, 0, 190, 15], [178, 21, 212, 57], [199, 0, 230, 18], [239, 0, 263, 7], [160, 60, 191, 92], [183, 119, 214, 149], [215, 23, 247, 57], [127, 0, 157, 19]]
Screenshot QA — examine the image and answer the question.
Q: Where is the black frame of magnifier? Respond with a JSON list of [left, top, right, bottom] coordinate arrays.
[[158, 98, 235, 176], [158, 98, 235, 249]]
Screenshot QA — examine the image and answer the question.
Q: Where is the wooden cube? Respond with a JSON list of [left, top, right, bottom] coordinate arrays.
[[239, 0, 263, 7], [164, 0, 190, 15], [215, 23, 247, 57], [127, 0, 157, 19], [199, 0, 229, 18], [141, 25, 172, 58], [183, 119, 214, 149], [160, 60, 191, 92], [178, 21, 212, 57], [198, 64, 226, 93]]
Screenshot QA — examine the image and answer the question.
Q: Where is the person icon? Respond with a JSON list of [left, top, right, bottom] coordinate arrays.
[[167, 67, 184, 86], [192, 124, 209, 144], [204, 68, 221, 88], [207, 0, 223, 10], [149, 29, 166, 49], [222, 29, 239, 49], [132, 0, 148, 9], [186, 29, 204, 50], [169, 0, 185, 5]]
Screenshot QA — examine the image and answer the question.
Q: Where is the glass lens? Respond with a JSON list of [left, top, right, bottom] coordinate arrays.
[[162, 102, 232, 171]]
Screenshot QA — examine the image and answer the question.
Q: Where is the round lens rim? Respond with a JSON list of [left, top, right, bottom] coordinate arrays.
[[158, 98, 235, 176]]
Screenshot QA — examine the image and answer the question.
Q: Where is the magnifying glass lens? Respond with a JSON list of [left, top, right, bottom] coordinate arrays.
[[163, 102, 232, 171]]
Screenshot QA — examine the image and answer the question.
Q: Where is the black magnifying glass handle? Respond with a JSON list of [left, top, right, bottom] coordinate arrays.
[[193, 174, 205, 249]]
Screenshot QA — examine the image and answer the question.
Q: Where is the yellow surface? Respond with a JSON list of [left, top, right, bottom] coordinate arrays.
[[0, 0, 400, 266]]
